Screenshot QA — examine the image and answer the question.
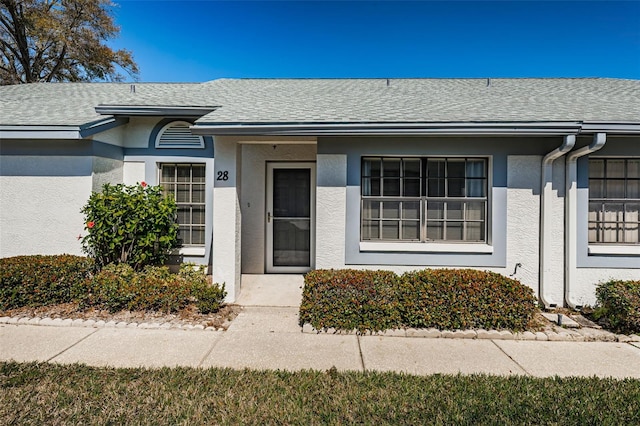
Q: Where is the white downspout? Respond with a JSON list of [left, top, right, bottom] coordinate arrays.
[[565, 133, 607, 309], [540, 134, 576, 308]]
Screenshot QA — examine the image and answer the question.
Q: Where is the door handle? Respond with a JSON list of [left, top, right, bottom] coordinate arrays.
[[267, 212, 271, 223]]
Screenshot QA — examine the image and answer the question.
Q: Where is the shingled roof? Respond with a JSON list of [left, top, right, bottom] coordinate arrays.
[[1, 78, 638, 128]]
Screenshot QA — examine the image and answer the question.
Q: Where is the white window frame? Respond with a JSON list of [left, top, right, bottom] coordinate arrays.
[[588, 157, 640, 246], [155, 121, 204, 149], [159, 163, 207, 249], [360, 156, 490, 246]]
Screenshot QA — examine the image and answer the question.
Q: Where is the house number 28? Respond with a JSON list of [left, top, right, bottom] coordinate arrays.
[[216, 171, 229, 181]]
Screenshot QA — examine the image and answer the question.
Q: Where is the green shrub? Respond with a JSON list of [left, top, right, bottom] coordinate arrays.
[[299, 269, 401, 332], [298, 268, 537, 333], [79, 263, 225, 314], [398, 269, 537, 331], [81, 183, 180, 271], [0, 255, 93, 310], [593, 280, 640, 333]]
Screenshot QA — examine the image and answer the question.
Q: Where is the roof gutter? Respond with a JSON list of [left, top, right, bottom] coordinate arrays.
[[191, 122, 584, 136], [565, 133, 607, 309], [0, 117, 129, 140], [96, 105, 218, 116], [539, 134, 576, 309]]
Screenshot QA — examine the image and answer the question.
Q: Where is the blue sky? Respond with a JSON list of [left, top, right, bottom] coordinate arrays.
[[111, 1, 640, 82]]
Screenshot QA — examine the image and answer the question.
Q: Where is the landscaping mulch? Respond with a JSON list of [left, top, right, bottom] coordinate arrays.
[[0, 302, 241, 330]]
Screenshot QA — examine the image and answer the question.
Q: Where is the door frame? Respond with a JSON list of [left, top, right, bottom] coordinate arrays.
[[265, 162, 316, 273]]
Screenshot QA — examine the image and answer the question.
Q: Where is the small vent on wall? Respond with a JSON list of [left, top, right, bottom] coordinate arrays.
[[156, 121, 204, 148]]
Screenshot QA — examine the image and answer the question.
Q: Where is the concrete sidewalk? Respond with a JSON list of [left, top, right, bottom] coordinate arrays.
[[2, 306, 640, 378]]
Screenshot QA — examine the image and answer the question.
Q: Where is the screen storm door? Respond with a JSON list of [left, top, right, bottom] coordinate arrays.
[[266, 162, 315, 273]]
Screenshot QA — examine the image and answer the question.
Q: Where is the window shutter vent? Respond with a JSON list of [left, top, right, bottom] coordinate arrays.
[[156, 121, 204, 148]]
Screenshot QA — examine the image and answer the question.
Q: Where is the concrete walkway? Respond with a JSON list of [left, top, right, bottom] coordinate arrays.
[[1, 275, 640, 378]]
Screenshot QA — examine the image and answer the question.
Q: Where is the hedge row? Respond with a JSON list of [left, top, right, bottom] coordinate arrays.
[[0, 255, 225, 314], [299, 268, 537, 332], [593, 280, 640, 334], [0, 255, 94, 310]]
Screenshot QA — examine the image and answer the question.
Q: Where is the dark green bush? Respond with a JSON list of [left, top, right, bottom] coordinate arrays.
[[398, 269, 537, 331], [299, 268, 538, 332], [0, 255, 93, 310], [593, 280, 640, 334], [299, 269, 401, 332], [79, 263, 226, 314]]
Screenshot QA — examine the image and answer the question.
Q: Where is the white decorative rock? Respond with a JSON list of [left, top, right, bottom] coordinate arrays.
[[94, 320, 106, 328], [27, 317, 41, 325], [0, 317, 10, 324], [17, 317, 30, 324], [193, 325, 205, 330], [127, 323, 139, 329], [72, 319, 84, 327], [39, 317, 55, 326], [83, 320, 96, 327]]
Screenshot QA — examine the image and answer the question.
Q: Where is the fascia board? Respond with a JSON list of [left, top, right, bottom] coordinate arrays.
[[581, 122, 640, 133], [95, 105, 218, 116], [80, 116, 129, 138], [0, 126, 82, 139], [191, 122, 583, 136]]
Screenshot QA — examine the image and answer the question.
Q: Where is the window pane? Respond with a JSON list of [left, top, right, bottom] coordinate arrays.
[[466, 222, 485, 241], [362, 220, 380, 240], [426, 221, 443, 240], [588, 221, 598, 243], [447, 160, 465, 178], [383, 178, 400, 196], [402, 221, 420, 240], [466, 160, 486, 178], [402, 201, 420, 220], [589, 159, 604, 178], [176, 184, 190, 203], [446, 222, 463, 241], [603, 204, 624, 222], [466, 201, 485, 221], [362, 178, 380, 196], [628, 180, 639, 199], [177, 207, 190, 224], [192, 228, 205, 245], [178, 226, 190, 245], [382, 221, 399, 239], [466, 178, 485, 197], [427, 201, 444, 220], [628, 160, 640, 179], [403, 160, 421, 177], [192, 207, 205, 226], [383, 159, 401, 177], [606, 159, 625, 178], [427, 178, 445, 197], [362, 200, 380, 219], [606, 180, 625, 198], [589, 179, 604, 198], [448, 178, 465, 197], [192, 165, 205, 183], [403, 179, 420, 197], [363, 159, 381, 177], [161, 165, 175, 182], [177, 165, 191, 182], [192, 184, 205, 203], [382, 201, 400, 219], [447, 201, 463, 220], [427, 159, 445, 178]]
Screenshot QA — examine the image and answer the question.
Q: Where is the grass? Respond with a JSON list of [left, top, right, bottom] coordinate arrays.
[[1, 362, 639, 425]]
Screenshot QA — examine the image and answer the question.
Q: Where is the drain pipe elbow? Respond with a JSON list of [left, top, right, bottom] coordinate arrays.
[[540, 134, 576, 309], [565, 133, 607, 309]]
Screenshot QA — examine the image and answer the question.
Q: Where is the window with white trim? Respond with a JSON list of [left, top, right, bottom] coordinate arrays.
[[159, 164, 206, 246], [361, 157, 488, 242], [588, 158, 640, 244], [155, 121, 204, 148]]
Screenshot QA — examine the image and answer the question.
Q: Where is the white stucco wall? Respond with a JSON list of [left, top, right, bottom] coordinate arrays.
[[316, 154, 347, 269], [572, 268, 640, 307], [239, 143, 317, 273], [92, 156, 123, 192], [124, 117, 162, 148], [503, 156, 542, 294], [122, 162, 146, 185], [0, 155, 92, 257]]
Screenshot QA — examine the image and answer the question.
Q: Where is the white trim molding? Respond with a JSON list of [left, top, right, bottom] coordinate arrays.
[[359, 242, 493, 254]]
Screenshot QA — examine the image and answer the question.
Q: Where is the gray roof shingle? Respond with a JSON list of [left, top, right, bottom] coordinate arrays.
[[1, 78, 638, 127]]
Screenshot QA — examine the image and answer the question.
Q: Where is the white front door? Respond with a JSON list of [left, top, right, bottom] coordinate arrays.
[[266, 162, 315, 273]]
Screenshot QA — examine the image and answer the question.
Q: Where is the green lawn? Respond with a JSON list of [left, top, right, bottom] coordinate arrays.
[[1, 362, 639, 425]]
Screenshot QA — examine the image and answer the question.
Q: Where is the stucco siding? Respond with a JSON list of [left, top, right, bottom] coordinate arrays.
[[573, 268, 640, 307], [0, 154, 92, 257], [316, 154, 347, 269]]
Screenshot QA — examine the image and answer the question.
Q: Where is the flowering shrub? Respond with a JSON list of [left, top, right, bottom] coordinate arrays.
[[81, 183, 180, 270], [0, 255, 93, 310], [79, 263, 226, 314], [299, 268, 538, 332], [593, 280, 640, 333]]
